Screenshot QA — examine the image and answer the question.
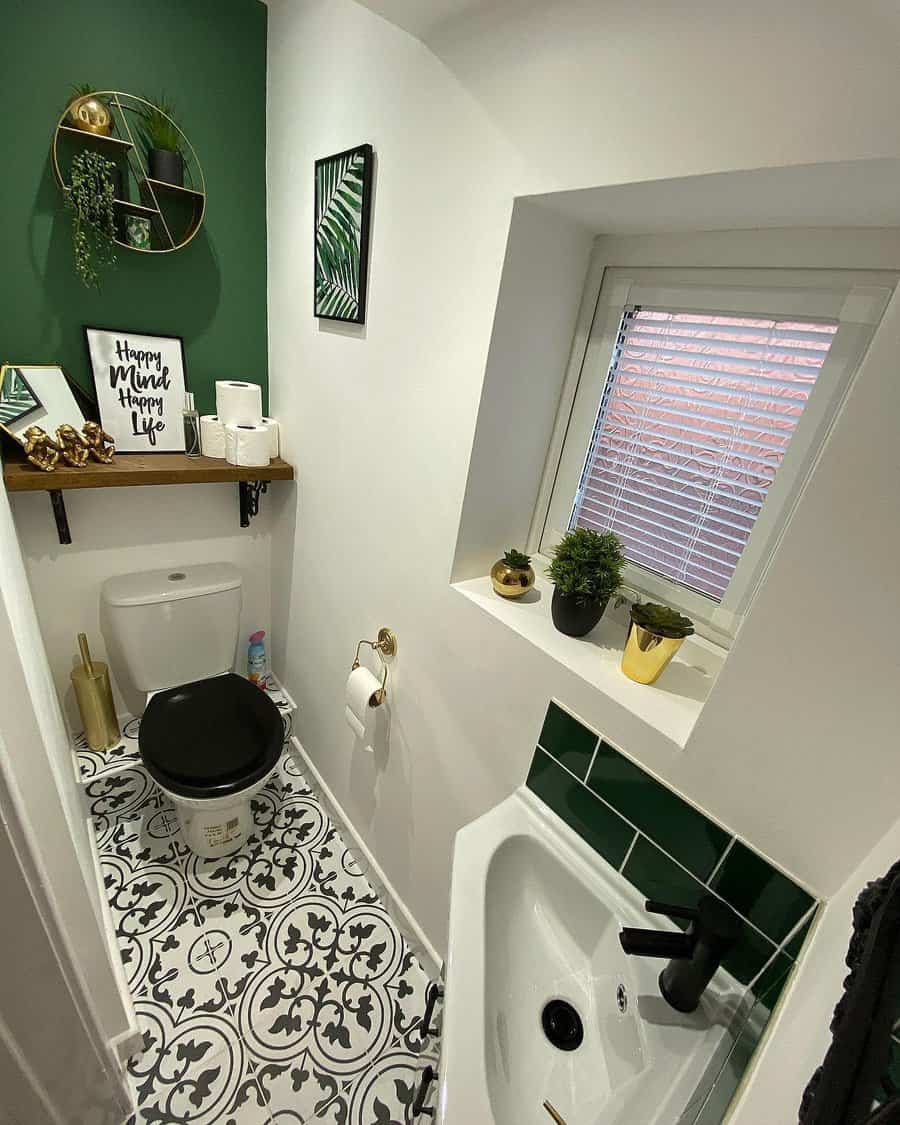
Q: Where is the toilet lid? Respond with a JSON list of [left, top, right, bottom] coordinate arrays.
[[139, 673, 283, 799]]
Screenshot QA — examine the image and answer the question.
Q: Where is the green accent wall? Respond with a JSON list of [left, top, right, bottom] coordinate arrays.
[[3, 0, 268, 416]]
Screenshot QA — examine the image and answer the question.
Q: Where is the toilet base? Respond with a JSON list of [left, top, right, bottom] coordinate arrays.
[[173, 797, 253, 859], [155, 764, 278, 859]]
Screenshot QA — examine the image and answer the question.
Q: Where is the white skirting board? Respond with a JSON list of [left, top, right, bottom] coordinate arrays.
[[289, 736, 442, 981], [85, 813, 143, 1068]]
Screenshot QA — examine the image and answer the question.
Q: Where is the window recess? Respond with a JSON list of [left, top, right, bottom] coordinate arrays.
[[539, 266, 894, 641]]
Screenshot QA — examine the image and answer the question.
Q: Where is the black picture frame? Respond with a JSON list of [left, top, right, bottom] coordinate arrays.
[[0, 366, 42, 426], [313, 143, 374, 325], [83, 325, 189, 454]]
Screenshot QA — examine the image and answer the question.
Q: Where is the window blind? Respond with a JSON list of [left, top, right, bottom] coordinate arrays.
[[570, 308, 837, 601]]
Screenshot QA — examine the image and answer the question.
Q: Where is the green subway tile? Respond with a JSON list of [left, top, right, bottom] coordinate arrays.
[[784, 913, 814, 959], [711, 841, 815, 944], [526, 750, 634, 869], [722, 921, 778, 987], [587, 741, 730, 880], [622, 836, 707, 927], [537, 702, 598, 781], [750, 952, 793, 1008], [621, 837, 777, 983]]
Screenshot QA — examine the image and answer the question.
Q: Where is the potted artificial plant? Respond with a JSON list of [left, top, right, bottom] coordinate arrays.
[[490, 548, 535, 599], [140, 98, 184, 186], [621, 602, 694, 684], [66, 150, 117, 289], [546, 527, 625, 637]]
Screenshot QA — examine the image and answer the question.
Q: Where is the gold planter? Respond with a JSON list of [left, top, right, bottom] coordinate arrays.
[[490, 559, 535, 598], [621, 622, 685, 684], [67, 95, 113, 136]]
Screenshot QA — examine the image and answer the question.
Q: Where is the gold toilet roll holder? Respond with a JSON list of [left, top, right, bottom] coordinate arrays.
[[351, 627, 397, 707]]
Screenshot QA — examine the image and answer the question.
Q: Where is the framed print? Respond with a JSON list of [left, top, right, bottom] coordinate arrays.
[[314, 143, 373, 324], [0, 364, 86, 442], [84, 326, 188, 453], [0, 366, 42, 427]]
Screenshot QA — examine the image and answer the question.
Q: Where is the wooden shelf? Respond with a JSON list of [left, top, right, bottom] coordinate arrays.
[[3, 451, 294, 493], [57, 124, 134, 151], [3, 450, 294, 543]]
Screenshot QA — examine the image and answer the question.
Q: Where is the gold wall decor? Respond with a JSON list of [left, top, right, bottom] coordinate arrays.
[[52, 91, 206, 255]]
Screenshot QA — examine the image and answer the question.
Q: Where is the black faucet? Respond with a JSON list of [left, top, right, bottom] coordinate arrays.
[[619, 896, 742, 1013]]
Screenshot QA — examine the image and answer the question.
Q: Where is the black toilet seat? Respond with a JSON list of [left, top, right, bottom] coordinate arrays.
[[139, 673, 283, 799]]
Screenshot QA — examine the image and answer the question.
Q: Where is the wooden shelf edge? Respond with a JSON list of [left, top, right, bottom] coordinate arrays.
[[58, 124, 134, 150], [2, 452, 294, 493]]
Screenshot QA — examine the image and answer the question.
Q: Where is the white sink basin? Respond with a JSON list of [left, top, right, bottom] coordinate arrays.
[[437, 790, 747, 1125]]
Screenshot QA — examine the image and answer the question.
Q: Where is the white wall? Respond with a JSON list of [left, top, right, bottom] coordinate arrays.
[[267, 4, 900, 1119], [0, 483, 131, 1114], [730, 813, 900, 1123], [268, 0, 900, 943], [12, 485, 272, 723], [425, 0, 900, 193]]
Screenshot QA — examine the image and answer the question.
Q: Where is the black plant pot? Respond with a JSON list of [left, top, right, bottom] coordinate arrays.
[[551, 588, 608, 637], [148, 148, 183, 187]]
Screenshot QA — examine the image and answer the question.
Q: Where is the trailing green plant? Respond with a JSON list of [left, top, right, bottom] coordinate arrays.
[[630, 602, 695, 639], [65, 150, 117, 289], [502, 548, 532, 570], [545, 527, 625, 606], [139, 97, 181, 154]]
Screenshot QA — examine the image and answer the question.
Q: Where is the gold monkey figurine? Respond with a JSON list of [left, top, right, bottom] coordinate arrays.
[[55, 424, 91, 467], [82, 421, 116, 463], [22, 426, 61, 472]]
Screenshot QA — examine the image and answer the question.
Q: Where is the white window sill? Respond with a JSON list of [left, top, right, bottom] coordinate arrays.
[[452, 573, 726, 749]]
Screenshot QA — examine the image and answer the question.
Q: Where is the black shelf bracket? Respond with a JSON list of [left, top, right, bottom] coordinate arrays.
[[49, 490, 72, 545], [238, 480, 269, 527]]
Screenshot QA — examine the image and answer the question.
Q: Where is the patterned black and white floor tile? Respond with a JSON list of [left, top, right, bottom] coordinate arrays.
[[85, 746, 439, 1124]]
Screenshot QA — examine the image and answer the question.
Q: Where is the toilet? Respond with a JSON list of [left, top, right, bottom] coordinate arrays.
[[101, 563, 283, 859]]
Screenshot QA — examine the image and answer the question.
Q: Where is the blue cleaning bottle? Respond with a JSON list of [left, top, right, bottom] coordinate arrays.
[[248, 630, 267, 687]]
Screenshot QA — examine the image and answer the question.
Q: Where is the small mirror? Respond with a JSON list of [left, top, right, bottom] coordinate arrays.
[[0, 365, 87, 443]]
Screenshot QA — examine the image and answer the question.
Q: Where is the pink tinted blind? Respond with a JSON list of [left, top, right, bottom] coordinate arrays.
[[571, 308, 837, 601]]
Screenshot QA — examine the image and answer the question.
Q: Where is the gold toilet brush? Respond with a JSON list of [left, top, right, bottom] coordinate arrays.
[[71, 633, 120, 751]]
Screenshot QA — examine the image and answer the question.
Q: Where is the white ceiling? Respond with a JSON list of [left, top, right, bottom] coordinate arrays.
[[355, 0, 497, 40]]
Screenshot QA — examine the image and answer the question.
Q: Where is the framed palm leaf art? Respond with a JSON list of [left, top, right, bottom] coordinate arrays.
[[314, 143, 374, 323]]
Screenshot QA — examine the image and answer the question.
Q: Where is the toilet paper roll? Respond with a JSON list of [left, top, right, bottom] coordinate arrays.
[[215, 380, 263, 427], [200, 415, 226, 459], [224, 422, 271, 468], [344, 665, 381, 751], [261, 417, 280, 459]]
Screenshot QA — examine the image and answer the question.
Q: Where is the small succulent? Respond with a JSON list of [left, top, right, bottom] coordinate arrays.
[[631, 602, 695, 639], [502, 548, 532, 570], [546, 527, 625, 606]]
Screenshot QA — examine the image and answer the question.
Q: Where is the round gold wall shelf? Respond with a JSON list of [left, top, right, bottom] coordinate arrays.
[[51, 91, 206, 255]]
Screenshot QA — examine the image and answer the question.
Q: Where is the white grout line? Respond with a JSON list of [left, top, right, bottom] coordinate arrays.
[[618, 831, 640, 873], [532, 745, 785, 952], [705, 836, 735, 884]]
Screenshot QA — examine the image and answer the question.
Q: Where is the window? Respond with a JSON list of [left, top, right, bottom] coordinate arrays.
[[541, 266, 892, 640]]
